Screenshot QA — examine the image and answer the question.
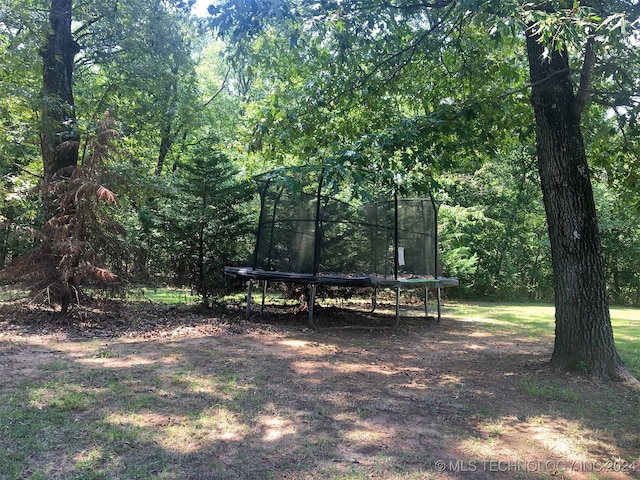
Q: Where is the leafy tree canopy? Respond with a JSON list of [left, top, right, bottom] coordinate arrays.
[[207, 0, 639, 192]]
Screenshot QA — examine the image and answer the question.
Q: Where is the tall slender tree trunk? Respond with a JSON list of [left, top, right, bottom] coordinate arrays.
[[197, 221, 209, 307], [155, 65, 179, 176], [40, 0, 80, 187], [525, 30, 635, 382]]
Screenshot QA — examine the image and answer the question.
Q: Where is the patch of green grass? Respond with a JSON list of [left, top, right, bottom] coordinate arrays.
[[446, 302, 556, 339], [0, 392, 82, 477], [29, 380, 94, 412], [0, 373, 178, 479], [126, 287, 198, 305], [91, 421, 145, 453], [609, 307, 640, 379], [515, 378, 581, 403], [27, 471, 47, 480], [0, 286, 29, 302], [447, 302, 640, 378]]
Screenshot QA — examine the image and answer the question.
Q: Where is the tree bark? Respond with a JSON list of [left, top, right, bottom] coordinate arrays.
[[155, 65, 179, 176], [525, 30, 635, 382], [40, 0, 80, 311], [40, 0, 80, 186]]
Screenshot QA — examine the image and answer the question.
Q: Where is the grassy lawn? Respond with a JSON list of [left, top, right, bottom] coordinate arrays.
[[0, 299, 638, 479], [446, 302, 640, 378], [126, 287, 199, 305], [0, 286, 200, 306]]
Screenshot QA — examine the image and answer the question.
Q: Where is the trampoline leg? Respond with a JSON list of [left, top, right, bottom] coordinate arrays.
[[437, 287, 442, 322], [371, 288, 377, 313], [424, 287, 429, 317], [246, 281, 253, 320], [261, 281, 267, 314], [394, 286, 400, 327], [308, 284, 316, 329]]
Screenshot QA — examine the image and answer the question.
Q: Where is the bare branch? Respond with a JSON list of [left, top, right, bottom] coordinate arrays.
[[574, 35, 596, 117], [11, 163, 43, 181], [203, 66, 232, 107]]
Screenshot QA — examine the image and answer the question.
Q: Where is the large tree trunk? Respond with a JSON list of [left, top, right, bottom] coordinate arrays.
[[40, 0, 80, 186], [40, 0, 80, 312], [525, 31, 635, 382]]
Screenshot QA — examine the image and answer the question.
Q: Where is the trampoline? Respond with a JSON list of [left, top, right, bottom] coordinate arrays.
[[224, 166, 458, 327]]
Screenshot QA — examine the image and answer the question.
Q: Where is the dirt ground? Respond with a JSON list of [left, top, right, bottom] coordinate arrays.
[[1, 299, 639, 479]]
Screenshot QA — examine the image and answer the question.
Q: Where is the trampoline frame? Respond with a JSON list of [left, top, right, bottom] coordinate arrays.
[[224, 266, 458, 328]]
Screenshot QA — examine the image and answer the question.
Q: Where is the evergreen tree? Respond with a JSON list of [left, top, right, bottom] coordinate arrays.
[[161, 143, 254, 306]]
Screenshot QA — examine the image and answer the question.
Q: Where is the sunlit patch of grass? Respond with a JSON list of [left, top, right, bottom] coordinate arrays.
[[446, 302, 556, 339], [29, 381, 93, 412], [74, 447, 106, 470], [126, 286, 198, 305], [482, 418, 505, 438], [389, 471, 439, 480], [610, 307, 640, 379], [167, 370, 218, 393], [446, 302, 639, 378], [95, 348, 116, 359], [529, 418, 592, 458], [258, 414, 298, 442], [459, 434, 500, 458], [344, 429, 384, 443], [0, 286, 29, 302], [515, 378, 581, 403]]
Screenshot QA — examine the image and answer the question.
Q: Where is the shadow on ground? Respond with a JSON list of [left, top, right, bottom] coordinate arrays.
[[1, 301, 639, 479]]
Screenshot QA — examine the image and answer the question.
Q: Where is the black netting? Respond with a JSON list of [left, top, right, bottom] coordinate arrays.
[[250, 167, 439, 278]]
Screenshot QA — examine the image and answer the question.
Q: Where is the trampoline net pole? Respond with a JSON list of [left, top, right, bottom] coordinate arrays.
[[394, 192, 399, 280], [429, 191, 439, 279], [265, 186, 284, 271], [313, 168, 325, 275], [252, 177, 269, 269]]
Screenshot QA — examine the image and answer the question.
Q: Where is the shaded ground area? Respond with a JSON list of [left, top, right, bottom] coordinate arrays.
[[0, 300, 639, 479]]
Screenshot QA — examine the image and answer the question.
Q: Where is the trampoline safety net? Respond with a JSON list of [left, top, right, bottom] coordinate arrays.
[[251, 167, 439, 279]]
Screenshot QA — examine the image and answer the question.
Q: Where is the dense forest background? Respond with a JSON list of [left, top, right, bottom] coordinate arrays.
[[1, 0, 639, 308]]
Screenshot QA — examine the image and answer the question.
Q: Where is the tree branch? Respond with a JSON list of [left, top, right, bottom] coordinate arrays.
[[384, 0, 455, 9], [331, 1, 458, 108], [203, 66, 232, 107], [12, 163, 43, 181], [73, 14, 106, 38], [574, 35, 596, 117]]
